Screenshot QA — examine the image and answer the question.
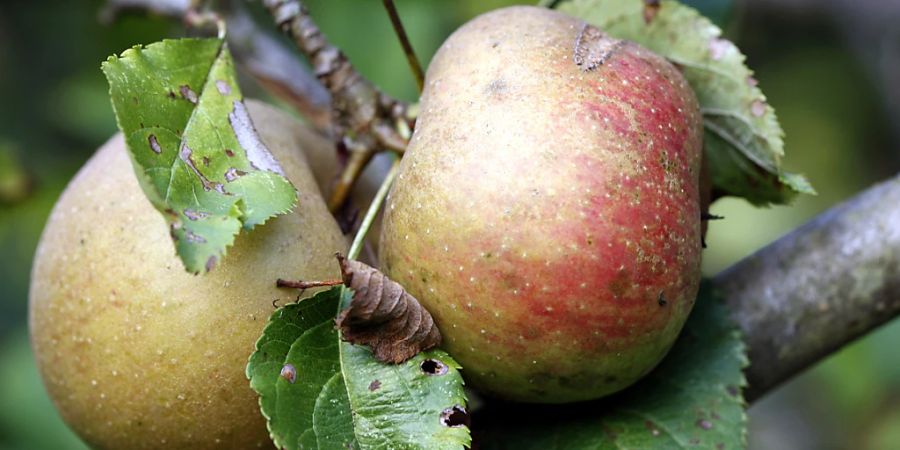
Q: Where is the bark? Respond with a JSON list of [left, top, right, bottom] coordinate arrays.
[[715, 174, 900, 401]]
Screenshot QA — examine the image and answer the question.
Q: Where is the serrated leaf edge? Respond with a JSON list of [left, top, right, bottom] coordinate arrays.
[[103, 38, 298, 273]]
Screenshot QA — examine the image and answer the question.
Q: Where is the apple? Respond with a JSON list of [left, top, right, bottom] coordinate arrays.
[[29, 100, 348, 448], [380, 6, 703, 403]]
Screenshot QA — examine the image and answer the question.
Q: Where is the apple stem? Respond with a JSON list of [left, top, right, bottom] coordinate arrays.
[[382, 0, 425, 93], [276, 279, 343, 289], [348, 158, 401, 260]]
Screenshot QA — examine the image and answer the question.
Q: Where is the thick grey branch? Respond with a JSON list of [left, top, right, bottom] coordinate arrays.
[[715, 175, 900, 402]]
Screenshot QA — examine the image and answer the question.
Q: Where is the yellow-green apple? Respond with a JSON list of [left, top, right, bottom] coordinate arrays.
[[29, 100, 348, 448]]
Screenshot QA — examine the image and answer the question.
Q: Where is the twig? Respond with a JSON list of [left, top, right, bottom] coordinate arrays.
[[382, 0, 425, 92], [715, 174, 900, 401], [225, 2, 332, 130], [348, 158, 400, 260], [262, 0, 414, 213], [276, 279, 343, 289]]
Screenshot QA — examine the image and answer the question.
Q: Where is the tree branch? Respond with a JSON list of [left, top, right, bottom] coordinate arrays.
[[715, 174, 900, 402], [262, 0, 413, 213]]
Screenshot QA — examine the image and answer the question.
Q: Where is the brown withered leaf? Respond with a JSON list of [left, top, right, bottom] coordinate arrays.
[[335, 255, 442, 364], [573, 23, 625, 71]]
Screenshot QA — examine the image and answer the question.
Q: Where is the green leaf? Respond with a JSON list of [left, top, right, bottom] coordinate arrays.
[[102, 38, 297, 273], [478, 282, 748, 449], [247, 287, 471, 450], [555, 0, 814, 205]]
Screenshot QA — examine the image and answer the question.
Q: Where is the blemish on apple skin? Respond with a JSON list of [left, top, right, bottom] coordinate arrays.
[[573, 23, 624, 71], [485, 78, 508, 98], [280, 364, 297, 384]]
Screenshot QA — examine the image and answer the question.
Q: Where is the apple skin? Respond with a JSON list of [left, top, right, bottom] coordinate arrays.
[[379, 6, 703, 403], [29, 100, 348, 449]]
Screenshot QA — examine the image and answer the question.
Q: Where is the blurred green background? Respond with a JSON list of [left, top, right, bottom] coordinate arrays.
[[0, 0, 897, 448]]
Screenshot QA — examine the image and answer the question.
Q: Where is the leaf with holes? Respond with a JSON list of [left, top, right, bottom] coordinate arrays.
[[478, 282, 748, 449], [102, 38, 297, 273], [555, 0, 814, 205], [247, 287, 471, 450]]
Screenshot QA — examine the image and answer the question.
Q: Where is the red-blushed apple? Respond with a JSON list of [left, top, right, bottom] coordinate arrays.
[[380, 6, 703, 403]]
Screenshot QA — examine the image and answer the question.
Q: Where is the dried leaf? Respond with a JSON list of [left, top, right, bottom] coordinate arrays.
[[335, 255, 442, 364]]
